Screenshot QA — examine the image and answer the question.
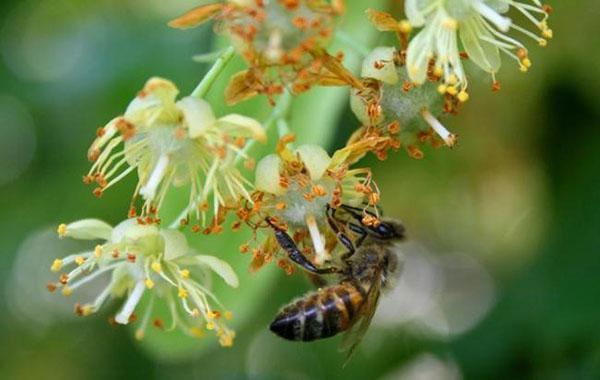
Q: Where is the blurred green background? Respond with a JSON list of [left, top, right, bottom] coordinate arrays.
[[1, 1, 599, 379]]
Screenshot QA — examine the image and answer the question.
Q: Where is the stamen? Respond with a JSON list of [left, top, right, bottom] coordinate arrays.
[[115, 280, 146, 324], [474, 1, 512, 32], [140, 154, 170, 200], [421, 109, 457, 147], [57, 224, 67, 237], [305, 213, 328, 265], [135, 296, 155, 341], [69, 263, 120, 291]]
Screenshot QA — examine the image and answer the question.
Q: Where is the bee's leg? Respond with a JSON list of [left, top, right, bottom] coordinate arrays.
[[266, 218, 341, 275], [356, 201, 384, 216], [327, 205, 358, 259], [341, 204, 401, 240], [341, 204, 378, 218], [306, 272, 328, 288], [347, 222, 368, 248]]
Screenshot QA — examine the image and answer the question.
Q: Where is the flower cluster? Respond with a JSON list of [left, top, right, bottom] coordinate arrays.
[[85, 77, 264, 228], [169, 0, 352, 104], [42, 1, 555, 352], [49, 219, 237, 346]]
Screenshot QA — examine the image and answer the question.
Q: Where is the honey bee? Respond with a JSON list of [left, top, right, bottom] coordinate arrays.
[[267, 204, 405, 359]]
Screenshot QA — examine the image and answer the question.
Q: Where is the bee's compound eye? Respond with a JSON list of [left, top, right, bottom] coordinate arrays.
[[375, 223, 393, 238]]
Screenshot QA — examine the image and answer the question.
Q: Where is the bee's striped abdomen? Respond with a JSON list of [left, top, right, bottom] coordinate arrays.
[[270, 282, 365, 341]]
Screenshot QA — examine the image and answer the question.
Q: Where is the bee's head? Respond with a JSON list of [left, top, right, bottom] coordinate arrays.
[[371, 218, 405, 241]]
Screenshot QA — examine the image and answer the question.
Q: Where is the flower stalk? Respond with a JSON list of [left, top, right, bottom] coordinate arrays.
[[191, 46, 236, 99]]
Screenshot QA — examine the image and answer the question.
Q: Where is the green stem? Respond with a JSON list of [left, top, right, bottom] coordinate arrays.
[[262, 90, 293, 130], [276, 118, 292, 139], [190, 46, 236, 99], [168, 90, 294, 229]]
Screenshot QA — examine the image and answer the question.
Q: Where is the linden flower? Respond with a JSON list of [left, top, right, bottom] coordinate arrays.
[[50, 219, 238, 346], [169, 0, 348, 104], [404, 0, 552, 90], [250, 141, 381, 268], [86, 77, 264, 227], [350, 46, 456, 159]]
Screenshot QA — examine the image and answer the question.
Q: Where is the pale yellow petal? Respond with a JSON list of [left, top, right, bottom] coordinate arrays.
[[255, 154, 284, 195], [295, 144, 331, 181]]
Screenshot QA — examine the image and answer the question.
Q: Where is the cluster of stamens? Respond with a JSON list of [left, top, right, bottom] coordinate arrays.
[[84, 77, 263, 229], [170, 0, 354, 104], [48, 219, 237, 346], [236, 138, 381, 273]]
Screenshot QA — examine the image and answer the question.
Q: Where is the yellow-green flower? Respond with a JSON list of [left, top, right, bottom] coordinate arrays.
[[86, 77, 264, 226], [405, 0, 552, 90], [51, 219, 237, 346], [253, 142, 381, 266], [351, 46, 457, 157], [169, 1, 346, 104]]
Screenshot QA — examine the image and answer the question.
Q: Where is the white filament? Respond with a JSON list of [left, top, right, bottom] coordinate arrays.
[[474, 1, 512, 32], [115, 281, 145, 324], [305, 214, 328, 265], [422, 109, 456, 147], [140, 154, 169, 200]]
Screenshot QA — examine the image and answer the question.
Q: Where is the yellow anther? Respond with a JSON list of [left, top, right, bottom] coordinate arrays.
[[135, 329, 145, 341], [81, 305, 93, 316], [446, 86, 458, 96], [219, 333, 234, 347], [224, 311, 233, 320], [519, 64, 529, 72], [191, 308, 200, 317], [442, 18, 458, 30], [94, 245, 103, 258], [522, 58, 532, 68], [437, 84, 448, 95], [191, 327, 205, 338], [51, 259, 63, 272], [542, 29, 553, 39], [447, 74, 458, 86], [433, 67, 443, 77], [75, 256, 85, 266], [206, 321, 215, 330], [145, 278, 155, 289], [151, 262, 162, 273], [57, 224, 67, 237], [398, 19, 412, 33], [180, 269, 190, 278], [61, 286, 72, 296], [178, 287, 188, 299], [538, 38, 548, 47], [457, 91, 470, 103]]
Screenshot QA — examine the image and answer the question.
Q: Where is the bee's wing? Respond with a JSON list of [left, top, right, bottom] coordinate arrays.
[[339, 275, 382, 365]]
